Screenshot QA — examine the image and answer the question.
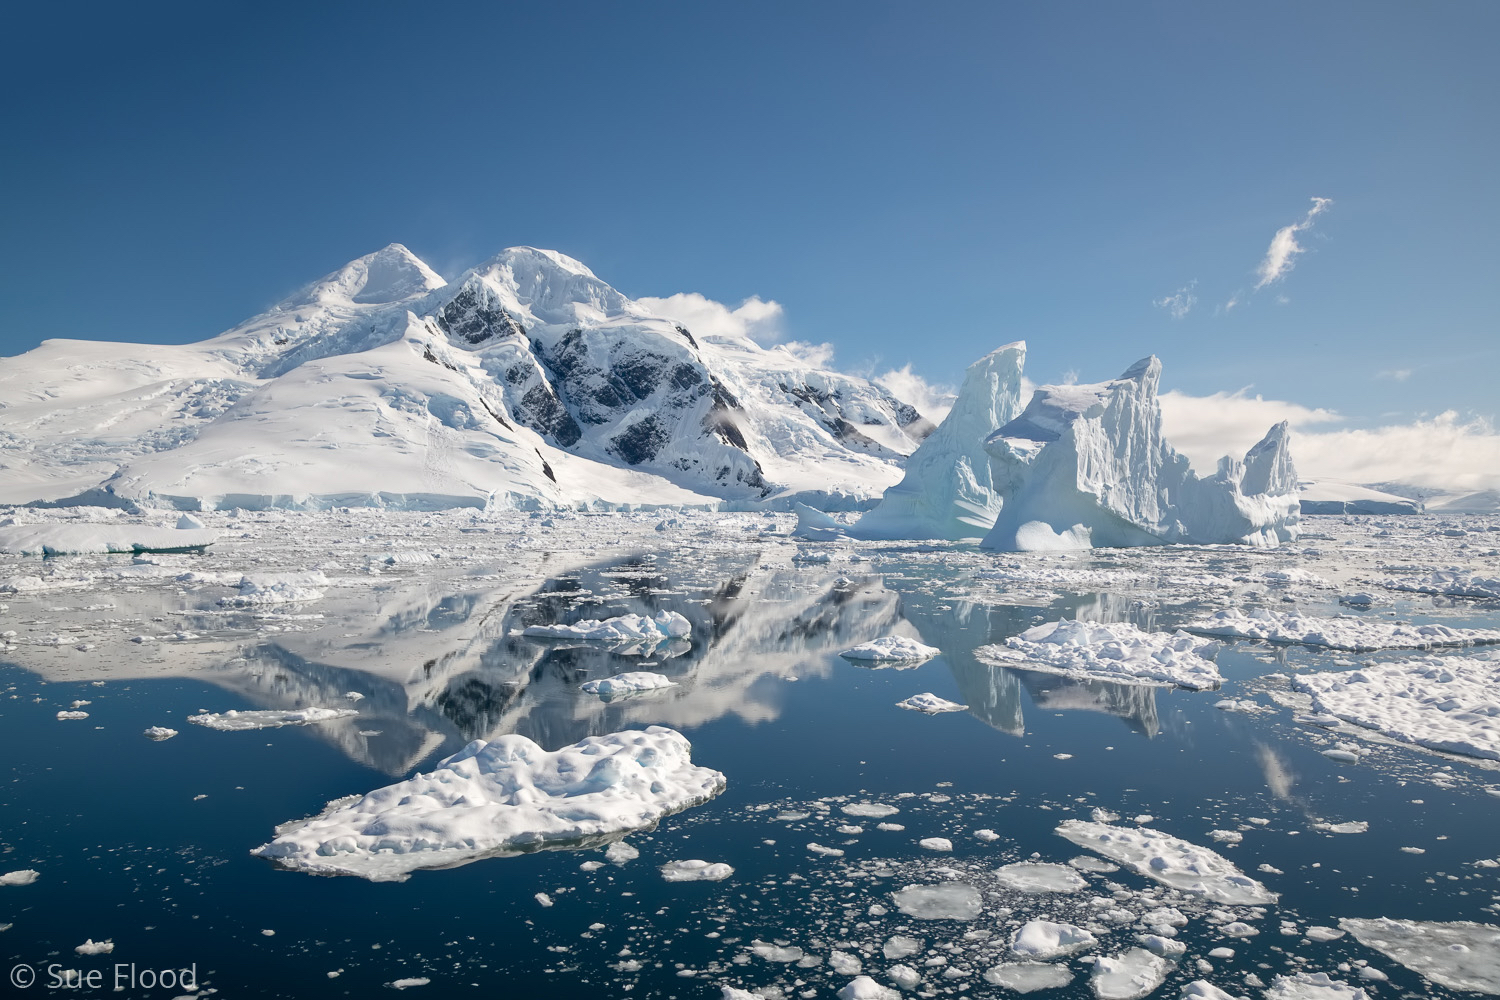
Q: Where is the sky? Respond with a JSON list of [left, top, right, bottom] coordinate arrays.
[[1, 2, 1496, 487]]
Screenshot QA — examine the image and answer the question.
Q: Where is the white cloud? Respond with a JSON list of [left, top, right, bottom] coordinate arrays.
[[1160, 389, 1500, 492], [1376, 368, 1413, 382], [635, 292, 786, 345], [1154, 281, 1197, 320], [875, 364, 958, 424], [1254, 197, 1332, 290], [777, 340, 837, 368]]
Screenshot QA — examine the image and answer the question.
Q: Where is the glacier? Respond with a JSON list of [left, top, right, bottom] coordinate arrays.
[[979, 357, 1299, 550]]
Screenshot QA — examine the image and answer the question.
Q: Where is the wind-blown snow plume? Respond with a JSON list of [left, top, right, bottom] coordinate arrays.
[[634, 292, 785, 345], [875, 364, 958, 425], [1255, 197, 1332, 289]]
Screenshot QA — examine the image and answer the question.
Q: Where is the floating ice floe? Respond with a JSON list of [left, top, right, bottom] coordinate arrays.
[[896, 693, 968, 714], [253, 726, 724, 880], [839, 636, 941, 663], [995, 861, 1088, 893], [842, 802, 900, 818], [836, 976, 901, 1000], [985, 963, 1075, 992], [0, 870, 39, 886], [1090, 948, 1170, 1000], [219, 572, 328, 606], [1292, 652, 1500, 761], [580, 672, 676, 699], [917, 837, 953, 852], [75, 939, 113, 955], [1010, 919, 1097, 959], [56, 710, 89, 720], [522, 610, 692, 645], [1055, 819, 1278, 905], [1184, 609, 1500, 652], [1265, 972, 1369, 1000], [143, 726, 178, 740], [1180, 980, 1248, 1000], [659, 860, 733, 882], [1383, 570, 1500, 601], [0, 522, 217, 555], [1313, 821, 1368, 835], [189, 707, 358, 731], [1340, 917, 1500, 994], [892, 882, 982, 919], [604, 841, 639, 865], [977, 620, 1223, 690], [388, 977, 430, 990]]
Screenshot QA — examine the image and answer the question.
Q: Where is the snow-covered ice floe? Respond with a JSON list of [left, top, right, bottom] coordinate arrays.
[[1090, 948, 1170, 1000], [0, 870, 40, 886], [1180, 980, 1247, 1000], [659, 859, 734, 882], [219, 572, 328, 606], [1185, 608, 1500, 652], [839, 636, 941, 663], [1292, 652, 1500, 761], [253, 726, 724, 880], [985, 962, 1075, 992], [1340, 917, 1500, 994], [976, 620, 1223, 690], [895, 693, 968, 714], [579, 672, 676, 699], [1010, 919, 1097, 959], [1265, 972, 1370, 1000], [995, 861, 1088, 893], [0, 523, 217, 555], [143, 726, 178, 740], [1055, 819, 1278, 904], [189, 707, 359, 731], [892, 882, 982, 919], [522, 610, 691, 644], [1383, 570, 1500, 601]]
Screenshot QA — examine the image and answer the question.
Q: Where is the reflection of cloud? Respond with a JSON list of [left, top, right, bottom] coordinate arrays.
[[1257, 743, 1296, 800]]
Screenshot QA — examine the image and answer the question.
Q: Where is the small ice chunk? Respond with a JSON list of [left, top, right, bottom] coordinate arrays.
[[830, 950, 863, 975], [888, 965, 922, 990], [918, 837, 953, 852], [580, 672, 676, 699], [807, 842, 845, 857], [1313, 821, 1368, 835], [1090, 948, 1170, 1000], [1219, 922, 1259, 938], [75, 939, 113, 955], [883, 935, 924, 960], [1322, 749, 1360, 763], [841, 802, 900, 818], [189, 707, 357, 731], [995, 861, 1088, 893], [896, 693, 968, 714], [840, 636, 941, 662], [986, 962, 1075, 992], [1010, 919, 1097, 960], [893, 882, 982, 920], [605, 841, 640, 865], [56, 710, 89, 720], [660, 860, 734, 882], [143, 726, 178, 740], [1137, 933, 1187, 957], [1208, 830, 1242, 844], [0, 870, 39, 886], [837, 974, 901, 999], [535, 892, 553, 907], [751, 940, 805, 962], [389, 977, 431, 989], [974, 829, 1000, 842], [1305, 926, 1345, 942]]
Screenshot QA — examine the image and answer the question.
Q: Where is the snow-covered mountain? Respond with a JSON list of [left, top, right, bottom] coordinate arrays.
[[0, 245, 934, 510]]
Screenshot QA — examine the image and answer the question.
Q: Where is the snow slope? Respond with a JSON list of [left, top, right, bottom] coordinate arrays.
[[0, 245, 934, 510], [1298, 481, 1423, 515], [979, 358, 1300, 551]]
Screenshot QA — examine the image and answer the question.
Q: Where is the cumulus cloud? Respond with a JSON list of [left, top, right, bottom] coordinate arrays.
[[875, 364, 958, 424], [1154, 281, 1198, 320], [1160, 389, 1500, 491], [635, 292, 786, 345], [1254, 197, 1332, 290], [777, 340, 837, 368]]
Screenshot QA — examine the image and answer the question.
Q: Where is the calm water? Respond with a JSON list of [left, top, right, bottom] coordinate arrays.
[[2, 514, 1499, 998]]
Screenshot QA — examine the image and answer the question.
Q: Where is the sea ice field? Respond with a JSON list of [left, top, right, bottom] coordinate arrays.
[[3, 506, 1500, 998]]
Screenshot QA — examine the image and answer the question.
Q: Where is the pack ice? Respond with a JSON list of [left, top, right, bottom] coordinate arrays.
[[253, 726, 725, 880], [1340, 917, 1500, 994], [977, 620, 1223, 690], [1186, 609, 1500, 652], [1055, 819, 1278, 904], [979, 358, 1299, 551], [1292, 652, 1500, 761]]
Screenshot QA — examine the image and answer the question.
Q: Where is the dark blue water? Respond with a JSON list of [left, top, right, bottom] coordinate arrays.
[[2, 538, 1499, 999]]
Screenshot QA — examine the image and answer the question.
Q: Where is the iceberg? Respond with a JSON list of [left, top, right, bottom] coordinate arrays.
[[579, 671, 676, 699], [189, 707, 358, 731], [854, 343, 1027, 540], [253, 726, 725, 880], [979, 357, 1299, 551], [839, 636, 941, 662]]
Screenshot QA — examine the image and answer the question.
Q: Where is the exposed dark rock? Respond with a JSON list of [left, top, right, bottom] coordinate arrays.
[[436, 283, 527, 345], [610, 414, 670, 465]]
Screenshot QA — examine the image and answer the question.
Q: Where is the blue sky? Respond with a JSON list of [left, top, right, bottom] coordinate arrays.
[[1, 1, 1495, 433]]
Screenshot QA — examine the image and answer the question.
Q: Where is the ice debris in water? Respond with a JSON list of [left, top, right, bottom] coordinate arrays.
[[839, 635, 941, 662], [978, 619, 1223, 690], [1010, 919, 1097, 959], [189, 707, 358, 731], [896, 693, 968, 714], [1340, 917, 1500, 995], [660, 860, 734, 882], [523, 610, 691, 643], [1091, 947, 1171, 1000], [1292, 651, 1500, 762], [892, 882, 981, 919], [1184, 608, 1500, 652], [252, 726, 725, 881], [579, 671, 676, 698], [994, 861, 1088, 893], [1055, 819, 1278, 904]]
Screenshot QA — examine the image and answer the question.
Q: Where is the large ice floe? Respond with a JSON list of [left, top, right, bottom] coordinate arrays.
[[1382, 569, 1500, 601], [253, 726, 725, 880], [1090, 947, 1171, 1000], [1339, 917, 1500, 994], [1265, 972, 1370, 1000], [522, 610, 691, 646], [0, 522, 217, 555], [979, 357, 1299, 551], [188, 707, 359, 731], [839, 636, 941, 663], [1292, 652, 1500, 761], [976, 620, 1223, 690], [853, 343, 1027, 540], [1055, 819, 1278, 904], [1185, 609, 1500, 652]]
